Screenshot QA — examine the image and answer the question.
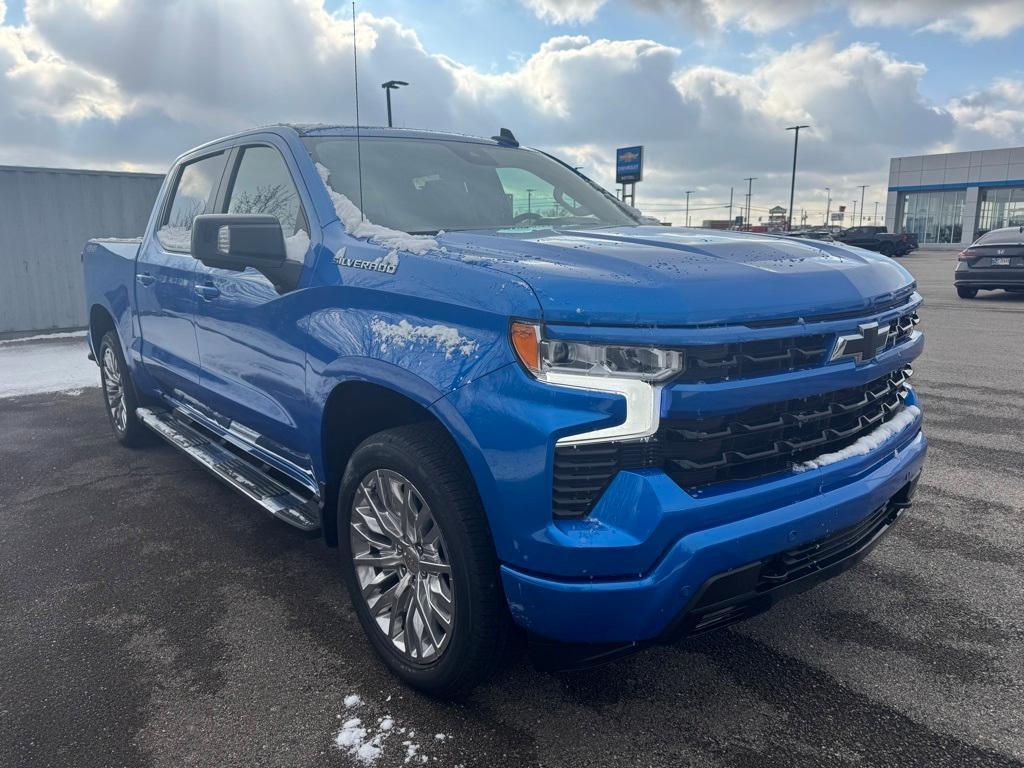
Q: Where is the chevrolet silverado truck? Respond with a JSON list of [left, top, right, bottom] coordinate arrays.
[[835, 225, 913, 257], [82, 125, 926, 696]]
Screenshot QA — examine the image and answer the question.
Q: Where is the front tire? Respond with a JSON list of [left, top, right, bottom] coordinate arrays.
[[337, 422, 512, 697], [956, 286, 978, 299], [98, 331, 150, 447]]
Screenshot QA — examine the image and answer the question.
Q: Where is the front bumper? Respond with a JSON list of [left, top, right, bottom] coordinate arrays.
[[501, 425, 926, 644]]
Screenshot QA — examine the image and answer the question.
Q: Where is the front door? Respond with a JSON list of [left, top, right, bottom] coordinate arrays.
[[192, 142, 314, 472], [136, 151, 227, 396]]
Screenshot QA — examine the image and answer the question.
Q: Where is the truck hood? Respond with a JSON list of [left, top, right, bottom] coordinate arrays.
[[438, 226, 915, 326]]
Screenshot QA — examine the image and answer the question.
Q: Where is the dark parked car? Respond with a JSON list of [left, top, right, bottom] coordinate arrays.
[[835, 226, 912, 257], [955, 226, 1024, 298]]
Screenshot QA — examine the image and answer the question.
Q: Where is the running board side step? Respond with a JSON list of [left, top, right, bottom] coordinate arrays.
[[136, 407, 321, 533]]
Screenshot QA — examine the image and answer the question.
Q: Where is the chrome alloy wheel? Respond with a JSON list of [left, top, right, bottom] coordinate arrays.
[[349, 469, 455, 663], [102, 346, 127, 434]]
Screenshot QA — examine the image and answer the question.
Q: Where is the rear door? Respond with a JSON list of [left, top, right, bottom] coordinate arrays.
[[192, 141, 316, 473], [841, 227, 870, 248], [136, 151, 227, 394]]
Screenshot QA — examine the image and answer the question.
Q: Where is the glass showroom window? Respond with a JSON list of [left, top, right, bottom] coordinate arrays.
[[976, 187, 1024, 236], [898, 189, 965, 244]]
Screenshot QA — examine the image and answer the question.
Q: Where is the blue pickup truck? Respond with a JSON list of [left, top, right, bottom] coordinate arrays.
[[82, 124, 926, 696]]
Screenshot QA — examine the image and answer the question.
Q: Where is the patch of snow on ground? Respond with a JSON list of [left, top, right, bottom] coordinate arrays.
[[332, 697, 442, 765], [794, 405, 920, 471], [316, 163, 439, 255], [335, 717, 385, 763], [0, 339, 98, 398], [0, 330, 87, 345], [371, 318, 478, 359], [460, 254, 490, 264]]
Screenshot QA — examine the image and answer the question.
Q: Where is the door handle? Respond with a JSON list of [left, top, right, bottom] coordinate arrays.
[[136, 272, 156, 287], [194, 283, 221, 300]]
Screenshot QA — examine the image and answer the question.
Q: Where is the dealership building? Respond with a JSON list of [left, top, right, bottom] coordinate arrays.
[[885, 146, 1024, 247]]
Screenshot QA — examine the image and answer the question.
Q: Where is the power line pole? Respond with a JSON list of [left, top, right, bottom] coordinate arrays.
[[852, 200, 858, 227], [857, 185, 869, 226], [744, 177, 757, 231], [728, 186, 734, 227], [685, 190, 694, 227], [526, 188, 535, 215], [824, 187, 831, 227], [873, 200, 879, 225], [785, 125, 810, 231]]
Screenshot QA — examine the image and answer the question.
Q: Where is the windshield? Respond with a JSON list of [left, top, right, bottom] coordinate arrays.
[[303, 137, 637, 234]]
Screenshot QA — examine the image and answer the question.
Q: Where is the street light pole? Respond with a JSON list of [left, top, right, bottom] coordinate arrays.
[[526, 188, 535, 215], [857, 184, 869, 226], [785, 125, 810, 231], [873, 200, 879, 225], [852, 200, 858, 228], [380, 80, 409, 127], [744, 177, 757, 230], [824, 187, 831, 227], [685, 190, 694, 227]]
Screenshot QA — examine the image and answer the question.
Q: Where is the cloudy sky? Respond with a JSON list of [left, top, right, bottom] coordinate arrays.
[[2, 0, 1023, 225]]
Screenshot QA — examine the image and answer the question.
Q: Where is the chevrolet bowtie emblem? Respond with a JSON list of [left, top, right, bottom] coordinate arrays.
[[830, 321, 890, 363]]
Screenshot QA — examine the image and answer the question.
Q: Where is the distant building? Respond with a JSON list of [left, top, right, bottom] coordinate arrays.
[[701, 219, 733, 229], [768, 205, 787, 226], [885, 146, 1024, 247], [0, 165, 164, 334]]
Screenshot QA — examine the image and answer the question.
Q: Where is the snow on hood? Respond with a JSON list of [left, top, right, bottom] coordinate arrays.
[[436, 226, 916, 327], [316, 163, 439, 255]]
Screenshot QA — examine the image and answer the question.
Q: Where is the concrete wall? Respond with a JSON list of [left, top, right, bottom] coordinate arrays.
[[0, 166, 164, 334], [886, 146, 1024, 247]]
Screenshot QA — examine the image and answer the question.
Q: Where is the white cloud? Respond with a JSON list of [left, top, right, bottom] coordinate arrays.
[[522, 0, 607, 24], [948, 79, 1024, 147], [521, 0, 1024, 39], [0, 0, 1020, 222]]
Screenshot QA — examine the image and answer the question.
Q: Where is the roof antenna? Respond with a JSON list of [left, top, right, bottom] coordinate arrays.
[[351, 1, 365, 220]]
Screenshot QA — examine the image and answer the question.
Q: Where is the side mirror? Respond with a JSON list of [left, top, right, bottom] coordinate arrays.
[[191, 214, 287, 271]]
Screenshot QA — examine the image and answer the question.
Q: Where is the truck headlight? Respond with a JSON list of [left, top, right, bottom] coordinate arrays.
[[510, 322, 675, 444], [510, 322, 683, 383]]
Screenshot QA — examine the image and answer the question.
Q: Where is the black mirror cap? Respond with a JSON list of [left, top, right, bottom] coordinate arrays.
[[191, 214, 287, 270]]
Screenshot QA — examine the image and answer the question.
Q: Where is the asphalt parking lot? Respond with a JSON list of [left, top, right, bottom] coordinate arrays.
[[2, 249, 1023, 768]]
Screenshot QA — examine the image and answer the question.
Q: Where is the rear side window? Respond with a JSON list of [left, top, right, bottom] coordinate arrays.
[[158, 153, 226, 251], [226, 145, 308, 261]]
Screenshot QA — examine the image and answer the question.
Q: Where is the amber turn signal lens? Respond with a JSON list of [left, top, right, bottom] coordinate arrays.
[[510, 322, 541, 374]]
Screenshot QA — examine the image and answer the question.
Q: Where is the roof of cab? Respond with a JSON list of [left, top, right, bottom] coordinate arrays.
[[282, 124, 501, 144], [172, 124, 515, 169]]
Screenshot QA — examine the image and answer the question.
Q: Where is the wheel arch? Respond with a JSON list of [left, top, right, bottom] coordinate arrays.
[[88, 303, 118, 360], [318, 369, 493, 549]]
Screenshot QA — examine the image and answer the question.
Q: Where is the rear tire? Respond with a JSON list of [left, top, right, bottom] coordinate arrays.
[[337, 422, 512, 697], [879, 243, 894, 257], [98, 331, 151, 447], [956, 286, 978, 299]]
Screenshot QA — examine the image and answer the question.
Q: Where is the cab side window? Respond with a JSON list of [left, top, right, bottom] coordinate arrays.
[[158, 153, 226, 252], [226, 146, 309, 261]]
